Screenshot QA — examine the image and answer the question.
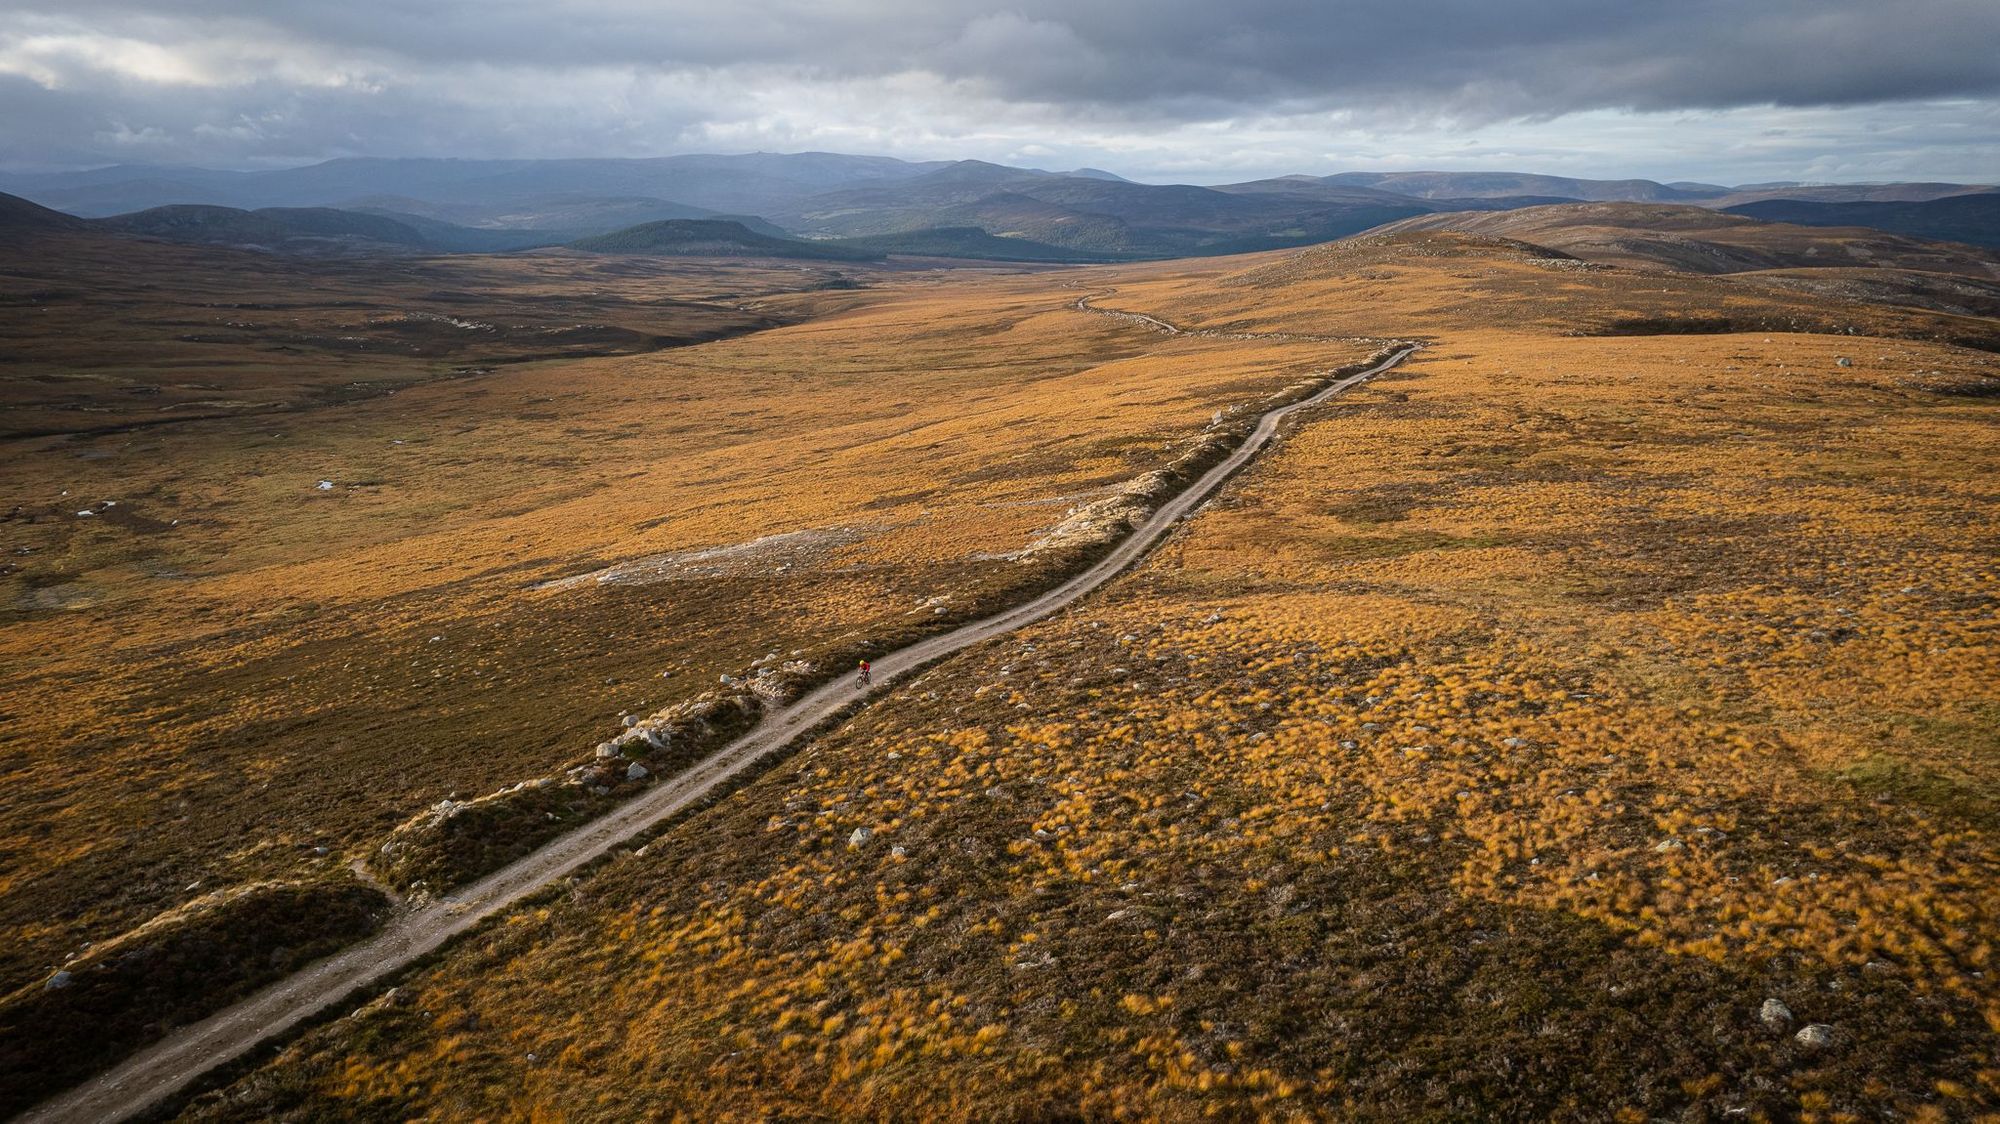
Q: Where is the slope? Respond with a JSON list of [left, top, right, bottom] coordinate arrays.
[[94, 205, 434, 255], [1725, 193, 2000, 249], [570, 218, 884, 261], [1324, 170, 1721, 202], [775, 162, 1432, 256], [1367, 202, 2000, 277]]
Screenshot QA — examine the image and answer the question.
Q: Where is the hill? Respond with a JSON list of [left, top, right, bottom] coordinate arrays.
[[571, 218, 884, 260], [1711, 182, 1997, 207], [825, 226, 1141, 262], [1323, 170, 1721, 202], [773, 161, 1432, 257], [0, 190, 87, 238], [1366, 202, 2000, 277], [0, 152, 951, 218], [95, 204, 434, 254], [90, 204, 579, 256], [1724, 193, 2000, 249], [345, 193, 719, 237], [340, 209, 568, 252]]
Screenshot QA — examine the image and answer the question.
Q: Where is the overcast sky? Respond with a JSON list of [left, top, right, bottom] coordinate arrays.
[[3, 1, 1998, 183]]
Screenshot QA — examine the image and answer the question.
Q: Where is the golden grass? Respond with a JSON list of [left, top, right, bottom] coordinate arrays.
[[177, 237, 2000, 1121], [0, 240, 1374, 996]]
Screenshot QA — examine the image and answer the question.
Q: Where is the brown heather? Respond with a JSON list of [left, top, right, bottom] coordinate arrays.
[[146, 235, 2000, 1121]]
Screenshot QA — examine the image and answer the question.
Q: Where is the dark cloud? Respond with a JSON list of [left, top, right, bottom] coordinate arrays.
[[2, 1, 1997, 177]]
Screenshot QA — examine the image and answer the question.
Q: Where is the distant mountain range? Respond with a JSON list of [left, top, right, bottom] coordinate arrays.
[[0, 152, 1994, 263]]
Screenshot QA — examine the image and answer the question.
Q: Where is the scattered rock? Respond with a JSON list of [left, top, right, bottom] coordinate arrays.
[[1760, 998, 1793, 1031], [890, 845, 907, 860], [848, 826, 872, 849], [44, 970, 72, 991], [315, 480, 334, 491], [1654, 839, 1685, 853], [621, 715, 639, 728], [1836, 357, 1852, 367], [1795, 1024, 1834, 1049], [625, 762, 649, 782]]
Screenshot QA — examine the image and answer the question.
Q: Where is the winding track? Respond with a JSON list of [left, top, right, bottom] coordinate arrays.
[[24, 338, 1416, 1124]]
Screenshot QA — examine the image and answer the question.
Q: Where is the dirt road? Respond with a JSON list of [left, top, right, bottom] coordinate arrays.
[[21, 342, 1416, 1124]]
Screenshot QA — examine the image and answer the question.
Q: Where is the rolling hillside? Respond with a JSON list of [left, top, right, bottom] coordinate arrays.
[[1323, 170, 1724, 202], [0, 152, 953, 218], [0, 191, 87, 238], [824, 226, 1141, 262], [1367, 202, 2000, 277], [773, 161, 1432, 256], [92, 204, 571, 255], [571, 218, 884, 260], [1725, 193, 2000, 249]]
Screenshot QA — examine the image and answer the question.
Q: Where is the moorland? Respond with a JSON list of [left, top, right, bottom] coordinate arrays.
[[2, 162, 1998, 1120]]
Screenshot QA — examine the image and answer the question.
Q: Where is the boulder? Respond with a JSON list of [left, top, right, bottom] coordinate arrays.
[[44, 969, 72, 991], [1795, 1024, 1834, 1049], [1760, 998, 1793, 1031], [626, 762, 649, 782]]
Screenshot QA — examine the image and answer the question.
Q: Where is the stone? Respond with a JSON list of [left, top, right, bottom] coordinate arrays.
[[621, 715, 639, 728], [848, 826, 872, 849], [890, 845, 907, 860], [1654, 839, 1685, 853], [1795, 1024, 1834, 1048], [625, 762, 649, 781], [1760, 998, 1793, 1031], [44, 970, 72, 990], [1836, 357, 1853, 367]]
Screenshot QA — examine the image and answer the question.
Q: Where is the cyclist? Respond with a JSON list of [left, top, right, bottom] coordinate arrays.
[[857, 659, 872, 688]]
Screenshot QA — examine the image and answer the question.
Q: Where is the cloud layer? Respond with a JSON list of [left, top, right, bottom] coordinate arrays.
[[3, 1, 1998, 181]]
